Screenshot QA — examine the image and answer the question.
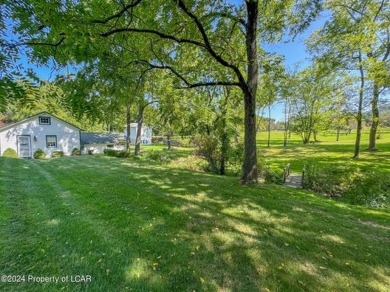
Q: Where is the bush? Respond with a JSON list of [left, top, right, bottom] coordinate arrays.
[[303, 160, 356, 195], [144, 149, 171, 163], [263, 166, 284, 184], [302, 160, 389, 208], [103, 149, 129, 158], [181, 138, 196, 148], [51, 151, 64, 158], [71, 147, 81, 156], [169, 155, 207, 172], [152, 136, 164, 144], [342, 172, 390, 208], [2, 148, 19, 158], [33, 149, 46, 159], [194, 134, 220, 174]]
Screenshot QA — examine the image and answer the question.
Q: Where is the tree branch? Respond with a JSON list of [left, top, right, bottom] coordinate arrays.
[[101, 27, 206, 48], [135, 59, 240, 89], [91, 0, 143, 24], [4, 37, 66, 49], [373, 0, 386, 22], [99, 1, 248, 92], [24, 37, 66, 47]]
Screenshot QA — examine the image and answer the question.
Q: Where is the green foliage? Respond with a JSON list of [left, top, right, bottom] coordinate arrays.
[[152, 136, 164, 144], [169, 155, 208, 172], [194, 134, 221, 174], [342, 172, 390, 208], [71, 148, 81, 156], [51, 151, 64, 158], [103, 149, 129, 158], [33, 149, 46, 159], [303, 160, 389, 208], [263, 166, 284, 184], [143, 149, 171, 163], [303, 160, 357, 195], [2, 148, 19, 158]]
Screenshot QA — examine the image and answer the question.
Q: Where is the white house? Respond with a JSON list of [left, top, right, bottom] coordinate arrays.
[[80, 132, 125, 154], [124, 123, 153, 145], [0, 112, 81, 158]]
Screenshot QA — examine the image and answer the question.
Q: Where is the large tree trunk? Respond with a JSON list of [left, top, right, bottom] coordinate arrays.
[[240, 1, 259, 184], [353, 53, 365, 159], [368, 82, 379, 151], [134, 105, 144, 156]]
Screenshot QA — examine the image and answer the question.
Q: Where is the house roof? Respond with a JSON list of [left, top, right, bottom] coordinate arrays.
[[80, 132, 125, 145], [0, 111, 81, 132]]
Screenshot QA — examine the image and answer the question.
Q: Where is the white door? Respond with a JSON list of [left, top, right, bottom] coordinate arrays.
[[18, 136, 31, 158]]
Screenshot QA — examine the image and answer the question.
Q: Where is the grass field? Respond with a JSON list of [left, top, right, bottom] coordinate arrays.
[[256, 130, 390, 173], [0, 154, 389, 291]]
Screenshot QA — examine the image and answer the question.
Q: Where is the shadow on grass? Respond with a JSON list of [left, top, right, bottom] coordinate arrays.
[[260, 141, 390, 174], [0, 156, 389, 291]]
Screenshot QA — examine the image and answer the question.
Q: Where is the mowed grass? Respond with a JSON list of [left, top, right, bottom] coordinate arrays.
[[256, 130, 390, 173], [0, 155, 389, 291]]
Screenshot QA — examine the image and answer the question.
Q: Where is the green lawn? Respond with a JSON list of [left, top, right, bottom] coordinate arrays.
[[256, 130, 390, 173], [0, 155, 389, 291]]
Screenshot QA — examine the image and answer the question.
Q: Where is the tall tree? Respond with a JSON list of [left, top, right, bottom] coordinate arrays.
[[289, 64, 337, 144], [7, 0, 321, 183], [308, 0, 390, 156]]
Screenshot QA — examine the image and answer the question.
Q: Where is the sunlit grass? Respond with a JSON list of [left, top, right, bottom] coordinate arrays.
[[256, 129, 390, 173], [0, 156, 389, 291]]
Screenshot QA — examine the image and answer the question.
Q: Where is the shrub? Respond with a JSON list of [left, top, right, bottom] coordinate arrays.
[[194, 134, 220, 174], [33, 149, 46, 159], [263, 166, 284, 184], [302, 160, 389, 208], [152, 136, 164, 144], [302, 160, 356, 195], [144, 149, 171, 163], [51, 151, 64, 158], [181, 138, 195, 148], [71, 147, 81, 156], [342, 172, 390, 208], [103, 149, 129, 158], [169, 155, 207, 172], [2, 148, 19, 158]]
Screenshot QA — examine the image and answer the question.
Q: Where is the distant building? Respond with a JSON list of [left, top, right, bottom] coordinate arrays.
[[124, 123, 152, 145], [0, 112, 80, 158], [80, 132, 125, 154]]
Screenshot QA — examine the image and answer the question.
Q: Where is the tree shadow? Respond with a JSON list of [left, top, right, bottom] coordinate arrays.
[[0, 156, 389, 291]]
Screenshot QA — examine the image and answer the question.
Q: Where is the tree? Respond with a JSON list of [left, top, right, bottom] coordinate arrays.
[[257, 53, 285, 147], [289, 65, 337, 144], [6, 0, 321, 183], [308, 0, 390, 156], [0, 5, 38, 112]]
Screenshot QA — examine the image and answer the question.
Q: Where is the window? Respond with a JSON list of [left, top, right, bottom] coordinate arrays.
[[46, 135, 57, 148], [39, 116, 51, 125]]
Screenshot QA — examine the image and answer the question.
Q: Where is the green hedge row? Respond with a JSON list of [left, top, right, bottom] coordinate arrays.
[[103, 149, 129, 158]]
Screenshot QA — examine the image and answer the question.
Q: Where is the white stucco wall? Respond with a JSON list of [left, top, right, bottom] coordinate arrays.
[[124, 123, 153, 145], [0, 113, 80, 158], [82, 144, 125, 155]]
